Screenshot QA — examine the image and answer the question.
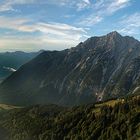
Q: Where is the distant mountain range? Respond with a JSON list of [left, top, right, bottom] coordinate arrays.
[[0, 50, 44, 82], [0, 31, 140, 106]]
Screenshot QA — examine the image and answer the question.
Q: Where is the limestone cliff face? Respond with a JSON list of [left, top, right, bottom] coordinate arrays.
[[0, 31, 140, 106]]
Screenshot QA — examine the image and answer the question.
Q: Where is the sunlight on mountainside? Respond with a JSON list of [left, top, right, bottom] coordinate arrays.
[[0, 104, 20, 110]]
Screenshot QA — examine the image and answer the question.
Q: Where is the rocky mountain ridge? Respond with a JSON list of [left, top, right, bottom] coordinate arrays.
[[0, 31, 140, 106]]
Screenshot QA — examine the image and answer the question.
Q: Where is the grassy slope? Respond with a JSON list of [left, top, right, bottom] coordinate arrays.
[[0, 104, 20, 110]]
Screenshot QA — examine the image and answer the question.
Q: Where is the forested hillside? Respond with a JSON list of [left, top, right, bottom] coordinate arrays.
[[0, 95, 139, 140]]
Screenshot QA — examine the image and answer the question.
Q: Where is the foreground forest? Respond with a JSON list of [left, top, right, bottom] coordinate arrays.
[[0, 95, 139, 140]]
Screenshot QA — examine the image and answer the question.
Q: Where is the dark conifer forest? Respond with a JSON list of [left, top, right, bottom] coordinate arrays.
[[0, 95, 139, 140]]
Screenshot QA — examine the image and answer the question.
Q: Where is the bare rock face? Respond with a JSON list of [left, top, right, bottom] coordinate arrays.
[[0, 31, 140, 106]]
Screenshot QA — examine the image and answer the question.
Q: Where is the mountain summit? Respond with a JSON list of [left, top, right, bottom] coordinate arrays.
[[107, 31, 121, 36], [0, 32, 140, 106]]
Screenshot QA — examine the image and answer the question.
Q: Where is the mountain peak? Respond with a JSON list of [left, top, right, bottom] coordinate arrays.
[[83, 31, 123, 49], [85, 31, 122, 42], [106, 31, 122, 38]]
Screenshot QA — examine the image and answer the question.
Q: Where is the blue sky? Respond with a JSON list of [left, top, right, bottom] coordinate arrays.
[[0, 0, 139, 51]]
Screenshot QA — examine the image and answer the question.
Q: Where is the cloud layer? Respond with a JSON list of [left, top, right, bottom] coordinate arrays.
[[79, 0, 131, 26], [0, 0, 139, 51], [118, 13, 140, 35], [0, 16, 87, 51]]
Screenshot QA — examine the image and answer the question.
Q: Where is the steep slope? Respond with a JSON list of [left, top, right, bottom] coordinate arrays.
[[0, 51, 43, 82], [0, 95, 139, 140], [0, 31, 140, 106]]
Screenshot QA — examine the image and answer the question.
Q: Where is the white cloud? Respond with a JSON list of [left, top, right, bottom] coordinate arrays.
[[94, 0, 130, 14], [37, 22, 87, 40], [0, 16, 88, 51], [52, 0, 91, 11], [0, 35, 84, 51], [82, 0, 90, 4], [0, 0, 35, 12], [0, 36, 45, 51], [0, 0, 91, 12], [79, 16, 103, 26], [118, 13, 140, 35], [0, 16, 29, 30], [0, 1, 14, 12], [3, 66, 16, 72], [0, 16, 87, 40], [0, 0, 129, 13], [106, 0, 130, 14], [78, 0, 131, 26], [76, 0, 91, 11]]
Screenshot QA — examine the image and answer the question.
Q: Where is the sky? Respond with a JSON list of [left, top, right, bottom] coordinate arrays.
[[0, 0, 139, 52]]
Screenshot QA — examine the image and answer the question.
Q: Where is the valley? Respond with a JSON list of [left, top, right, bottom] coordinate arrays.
[[0, 51, 43, 82]]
